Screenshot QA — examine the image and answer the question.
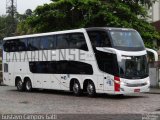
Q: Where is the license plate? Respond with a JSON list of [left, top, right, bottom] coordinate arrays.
[[134, 89, 140, 92]]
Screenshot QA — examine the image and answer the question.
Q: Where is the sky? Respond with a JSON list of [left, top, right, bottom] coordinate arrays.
[[0, 0, 51, 15]]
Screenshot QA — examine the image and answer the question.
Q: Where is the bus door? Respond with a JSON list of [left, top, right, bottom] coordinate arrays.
[[3, 63, 9, 84], [103, 63, 115, 92], [102, 51, 121, 92]]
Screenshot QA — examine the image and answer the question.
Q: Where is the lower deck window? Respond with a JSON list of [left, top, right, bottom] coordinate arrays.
[[29, 61, 93, 75]]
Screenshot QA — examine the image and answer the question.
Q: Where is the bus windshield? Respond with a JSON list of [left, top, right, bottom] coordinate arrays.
[[119, 55, 149, 79], [109, 30, 145, 51]]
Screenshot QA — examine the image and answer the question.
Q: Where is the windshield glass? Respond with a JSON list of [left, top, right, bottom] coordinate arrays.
[[109, 30, 145, 51], [119, 55, 148, 79]]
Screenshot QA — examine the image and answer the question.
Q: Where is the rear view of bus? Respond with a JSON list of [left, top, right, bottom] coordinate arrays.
[[87, 28, 150, 94]]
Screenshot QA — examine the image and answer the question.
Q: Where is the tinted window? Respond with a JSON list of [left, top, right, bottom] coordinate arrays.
[[17, 39, 27, 51], [3, 40, 19, 52], [68, 61, 92, 74], [29, 61, 93, 75], [87, 31, 111, 47], [48, 36, 56, 49], [57, 34, 69, 49], [40, 37, 49, 50], [10, 40, 17, 52], [3, 40, 25, 52], [28, 38, 40, 51], [3, 33, 88, 52], [28, 39, 32, 51], [69, 33, 88, 51], [32, 38, 40, 50], [3, 41, 10, 52], [95, 50, 119, 76], [12, 40, 18, 52]]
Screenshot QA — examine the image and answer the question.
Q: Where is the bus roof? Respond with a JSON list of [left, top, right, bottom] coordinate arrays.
[[86, 27, 135, 31], [4, 28, 86, 41], [3, 27, 135, 41]]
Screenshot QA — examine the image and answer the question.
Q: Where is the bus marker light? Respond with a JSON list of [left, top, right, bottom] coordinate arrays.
[[114, 76, 120, 92]]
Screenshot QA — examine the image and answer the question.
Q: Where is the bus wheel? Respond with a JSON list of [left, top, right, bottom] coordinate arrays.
[[72, 80, 81, 96], [24, 79, 32, 92], [16, 79, 24, 92], [87, 81, 96, 97]]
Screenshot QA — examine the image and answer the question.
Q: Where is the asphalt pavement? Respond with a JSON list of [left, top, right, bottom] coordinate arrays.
[[0, 85, 160, 120]]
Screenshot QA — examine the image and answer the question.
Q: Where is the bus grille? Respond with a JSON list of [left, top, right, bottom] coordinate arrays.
[[125, 83, 147, 87]]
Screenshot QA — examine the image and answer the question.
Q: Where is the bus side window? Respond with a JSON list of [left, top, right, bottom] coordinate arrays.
[[10, 40, 17, 52], [40, 37, 49, 50], [3, 41, 10, 52], [57, 34, 69, 49], [88, 31, 111, 47], [32, 38, 40, 50], [28, 39, 32, 51], [48, 36, 56, 49], [28, 38, 40, 51], [18, 39, 27, 51], [68, 61, 93, 74], [69, 33, 88, 51]]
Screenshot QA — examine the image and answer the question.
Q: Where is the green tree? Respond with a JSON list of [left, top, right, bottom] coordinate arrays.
[[16, 9, 33, 35], [16, 0, 160, 47], [0, 15, 18, 40], [0, 16, 7, 40]]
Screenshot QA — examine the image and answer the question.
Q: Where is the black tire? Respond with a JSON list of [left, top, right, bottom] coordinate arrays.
[[72, 80, 82, 96], [24, 79, 32, 92], [16, 79, 24, 92], [87, 81, 96, 97]]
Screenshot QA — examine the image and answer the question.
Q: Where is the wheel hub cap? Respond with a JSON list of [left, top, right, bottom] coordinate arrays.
[[87, 84, 93, 94], [17, 81, 22, 89], [26, 81, 31, 90], [73, 83, 79, 93]]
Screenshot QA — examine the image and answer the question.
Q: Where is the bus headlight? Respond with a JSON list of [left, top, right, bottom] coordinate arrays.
[[120, 82, 127, 86]]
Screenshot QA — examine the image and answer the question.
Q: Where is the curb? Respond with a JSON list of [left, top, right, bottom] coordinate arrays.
[[148, 88, 160, 94]]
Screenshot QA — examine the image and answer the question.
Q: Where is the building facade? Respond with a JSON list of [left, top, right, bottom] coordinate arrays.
[[148, 0, 160, 22]]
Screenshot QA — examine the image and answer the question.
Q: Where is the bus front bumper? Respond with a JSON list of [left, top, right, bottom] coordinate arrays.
[[115, 85, 150, 94]]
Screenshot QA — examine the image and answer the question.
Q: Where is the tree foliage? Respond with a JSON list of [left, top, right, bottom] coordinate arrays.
[[0, 8, 33, 40], [0, 15, 18, 40], [0, 16, 6, 40], [16, 0, 160, 47]]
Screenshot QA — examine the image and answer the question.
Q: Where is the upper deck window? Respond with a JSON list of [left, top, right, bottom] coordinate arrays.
[[3, 33, 88, 52], [109, 30, 145, 51], [87, 31, 111, 47]]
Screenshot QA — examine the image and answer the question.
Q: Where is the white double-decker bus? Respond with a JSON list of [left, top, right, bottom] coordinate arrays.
[[2, 27, 152, 96]]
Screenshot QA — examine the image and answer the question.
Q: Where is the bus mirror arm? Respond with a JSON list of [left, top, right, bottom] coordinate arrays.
[[146, 48, 158, 61]]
